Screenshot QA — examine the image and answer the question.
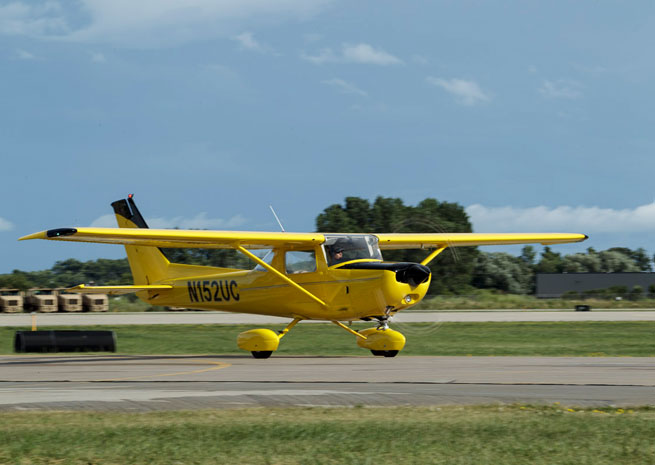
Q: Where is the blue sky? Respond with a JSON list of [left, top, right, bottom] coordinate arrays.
[[2, 0, 655, 273]]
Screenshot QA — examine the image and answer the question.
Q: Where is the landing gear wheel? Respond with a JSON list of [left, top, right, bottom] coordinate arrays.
[[251, 351, 273, 359], [371, 350, 398, 357]]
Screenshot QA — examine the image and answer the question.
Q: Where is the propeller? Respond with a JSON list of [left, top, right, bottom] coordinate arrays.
[[395, 263, 431, 287]]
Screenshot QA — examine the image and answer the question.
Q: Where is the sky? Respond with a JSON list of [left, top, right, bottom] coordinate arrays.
[[2, 0, 655, 273]]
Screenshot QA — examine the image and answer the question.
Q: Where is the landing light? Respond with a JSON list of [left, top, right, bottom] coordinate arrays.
[[404, 295, 412, 304]]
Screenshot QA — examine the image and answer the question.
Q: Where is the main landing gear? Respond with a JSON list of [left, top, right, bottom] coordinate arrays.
[[236, 313, 407, 359], [237, 318, 301, 359]]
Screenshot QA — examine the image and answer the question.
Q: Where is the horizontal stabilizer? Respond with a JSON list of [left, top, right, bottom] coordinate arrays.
[[68, 284, 173, 296]]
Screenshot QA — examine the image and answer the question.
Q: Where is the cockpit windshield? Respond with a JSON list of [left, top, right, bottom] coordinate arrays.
[[323, 234, 382, 266]]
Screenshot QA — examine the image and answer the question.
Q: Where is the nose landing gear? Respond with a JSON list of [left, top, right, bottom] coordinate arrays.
[[371, 350, 399, 357]]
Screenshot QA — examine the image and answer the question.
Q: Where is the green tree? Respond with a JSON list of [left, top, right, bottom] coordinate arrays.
[[535, 247, 564, 273], [607, 247, 652, 271], [629, 285, 644, 301], [472, 252, 533, 294], [599, 250, 640, 272], [316, 204, 357, 232], [520, 246, 536, 266], [0, 271, 33, 290], [562, 251, 602, 272]]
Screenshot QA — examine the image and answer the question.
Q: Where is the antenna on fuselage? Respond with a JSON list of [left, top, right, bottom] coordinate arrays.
[[269, 205, 286, 232], [252, 206, 285, 272]]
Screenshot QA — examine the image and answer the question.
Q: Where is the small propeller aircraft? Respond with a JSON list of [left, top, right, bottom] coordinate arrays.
[[21, 196, 587, 358]]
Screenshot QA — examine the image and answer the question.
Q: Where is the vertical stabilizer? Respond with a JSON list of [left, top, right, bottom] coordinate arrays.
[[111, 195, 169, 285]]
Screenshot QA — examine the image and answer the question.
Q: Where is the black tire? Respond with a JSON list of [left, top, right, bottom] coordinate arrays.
[[371, 350, 384, 356], [383, 350, 398, 357], [252, 351, 273, 359]]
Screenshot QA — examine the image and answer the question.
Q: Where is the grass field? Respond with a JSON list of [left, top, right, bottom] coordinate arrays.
[[3, 322, 654, 464], [1, 406, 654, 464], [3, 321, 655, 356]]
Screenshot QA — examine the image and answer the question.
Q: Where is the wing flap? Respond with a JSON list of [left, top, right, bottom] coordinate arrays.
[[376, 232, 588, 249]]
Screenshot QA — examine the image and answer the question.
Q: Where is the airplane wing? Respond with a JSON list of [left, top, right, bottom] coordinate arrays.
[[20, 228, 587, 250], [375, 232, 588, 249], [19, 228, 324, 250]]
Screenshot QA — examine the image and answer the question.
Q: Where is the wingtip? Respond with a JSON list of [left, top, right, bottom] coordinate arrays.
[[18, 231, 47, 241], [19, 228, 78, 241]]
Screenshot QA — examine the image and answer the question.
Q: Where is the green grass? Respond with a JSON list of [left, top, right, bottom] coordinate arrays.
[[1, 406, 654, 464], [3, 321, 655, 356]]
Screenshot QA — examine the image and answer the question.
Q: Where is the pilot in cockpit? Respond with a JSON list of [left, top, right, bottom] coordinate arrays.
[[329, 245, 346, 266]]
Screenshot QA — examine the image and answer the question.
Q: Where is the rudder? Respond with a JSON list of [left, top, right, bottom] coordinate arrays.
[[111, 195, 169, 285]]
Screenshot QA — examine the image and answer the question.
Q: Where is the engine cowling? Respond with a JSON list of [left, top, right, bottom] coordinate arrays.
[[338, 261, 431, 287]]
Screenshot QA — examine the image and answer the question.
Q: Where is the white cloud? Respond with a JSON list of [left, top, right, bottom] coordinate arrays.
[[341, 43, 402, 65], [303, 42, 402, 65], [232, 31, 265, 53], [302, 47, 336, 64], [573, 64, 607, 75], [539, 79, 582, 99], [466, 202, 655, 233], [90, 51, 106, 62], [89, 214, 116, 228], [1, 0, 332, 47], [411, 54, 428, 65], [303, 32, 322, 43], [16, 48, 36, 59], [0, 1, 68, 36], [321, 78, 367, 97], [0, 217, 15, 231], [426, 77, 490, 106], [89, 213, 247, 230]]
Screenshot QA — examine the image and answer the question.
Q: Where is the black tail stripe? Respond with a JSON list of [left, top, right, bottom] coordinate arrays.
[[110, 197, 149, 229]]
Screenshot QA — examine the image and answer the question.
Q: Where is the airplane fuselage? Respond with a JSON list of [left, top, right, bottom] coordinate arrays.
[[139, 264, 431, 320]]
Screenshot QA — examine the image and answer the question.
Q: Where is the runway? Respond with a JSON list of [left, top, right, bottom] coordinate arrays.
[[1, 355, 654, 411], [3, 310, 655, 327]]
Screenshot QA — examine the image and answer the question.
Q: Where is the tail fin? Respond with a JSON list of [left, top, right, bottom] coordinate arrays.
[[111, 195, 169, 285]]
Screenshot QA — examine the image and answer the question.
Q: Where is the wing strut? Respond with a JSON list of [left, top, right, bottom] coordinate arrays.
[[420, 246, 448, 266], [236, 246, 328, 308], [332, 320, 367, 339]]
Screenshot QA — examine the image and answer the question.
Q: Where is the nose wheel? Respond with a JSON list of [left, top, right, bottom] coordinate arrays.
[[251, 351, 273, 359], [371, 350, 399, 357]]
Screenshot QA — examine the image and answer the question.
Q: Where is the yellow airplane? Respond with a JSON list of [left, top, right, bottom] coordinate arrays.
[[21, 195, 587, 358]]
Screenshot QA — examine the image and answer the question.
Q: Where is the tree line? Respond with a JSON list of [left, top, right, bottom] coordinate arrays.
[[1, 196, 652, 295], [317, 196, 653, 295]]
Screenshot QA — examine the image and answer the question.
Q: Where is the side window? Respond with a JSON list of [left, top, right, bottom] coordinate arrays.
[[253, 249, 274, 271], [286, 251, 317, 274]]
